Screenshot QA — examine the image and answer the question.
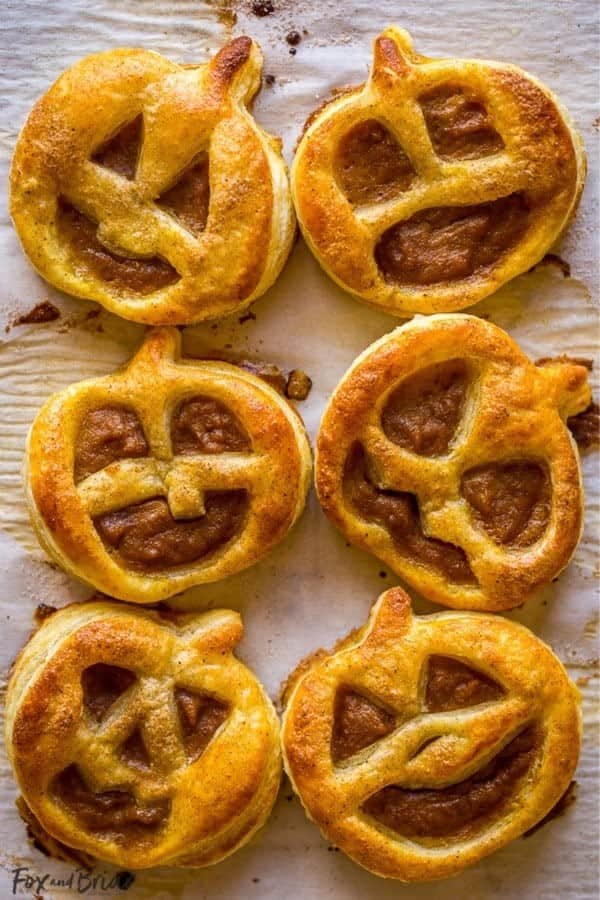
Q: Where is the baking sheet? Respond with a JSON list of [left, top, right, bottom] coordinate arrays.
[[0, 1, 598, 897]]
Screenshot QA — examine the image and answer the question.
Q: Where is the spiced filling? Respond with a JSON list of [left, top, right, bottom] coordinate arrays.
[[171, 396, 250, 455], [91, 116, 143, 181], [74, 406, 149, 482], [157, 154, 210, 236], [426, 656, 505, 712], [336, 119, 415, 206], [420, 85, 504, 160], [81, 664, 136, 723], [175, 688, 229, 762], [332, 688, 396, 762]]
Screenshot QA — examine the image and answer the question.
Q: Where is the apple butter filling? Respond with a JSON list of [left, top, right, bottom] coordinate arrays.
[[344, 444, 475, 584], [157, 154, 210, 236], [375, 193, 530, 285], [175, 688, 229, 762], [382, 360, 470, 456], [53, 765, 170, 832], [362, 726, 538, 839], [81, 663, 137, 723], [56, 198, 179, 294], [171, 396, 251, 455], [332, 688, 396, 763], [425, 656, 505, 712], [95, 493, 248, 569], [336, 119, 415, 206], [92, 116, 143, 181], [461, 461, 551, 546], [74, 406, 149, 482], [419, 85, 504, 160]]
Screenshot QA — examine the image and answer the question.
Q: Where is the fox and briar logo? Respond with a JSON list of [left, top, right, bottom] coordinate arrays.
[[11, 866, 135, 895]]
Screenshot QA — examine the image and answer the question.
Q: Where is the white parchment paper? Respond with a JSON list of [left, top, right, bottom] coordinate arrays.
[[0, 1, 598, 898]]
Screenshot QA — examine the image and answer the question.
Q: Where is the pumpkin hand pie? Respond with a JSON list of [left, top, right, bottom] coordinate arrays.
[[316, 314, 591, 611], [5, 602, 281, 868], [24, 328, 311, 603], [281, 586, 581, 881], [292, 26, 585, 315], [10, 38, 295, 324]]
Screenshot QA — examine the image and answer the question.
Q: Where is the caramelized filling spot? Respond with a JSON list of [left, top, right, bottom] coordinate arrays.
[[53, 765, 169, 832], [462, 461, 551, 546], [344, 445, 475, 584], [420, 86, 504, 160], [119, 728, 151, 770], [157, 154, 210, 236], [81, 664, 136, 723], [95, 494, 248, 569], [74, 406, 148, 482], [382, 360, 470, 456], [175, 688, 229, 762], [56, 199, 179, 294], [426, 656, 505, 712], [336, 120, 415, 206], [375, 193, 530, 285], [363, 727, 538, 838], [91, 116, 143, 181], [171, 396, 251, 455], [332, 688, 396, 762]]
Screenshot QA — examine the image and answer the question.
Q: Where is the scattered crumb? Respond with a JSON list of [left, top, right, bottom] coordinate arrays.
[[34, 603, 58, 625], [265, 74, 276, 86], [286, 793, 294, 801], [529, 253, 571, 278], [378, 571, 387, 579], [12, 301, 61, 326], [523, 781, 577, 837], [239, 310, 257, 324], [286, 30, 302, 46], [251, 0, 274, 15], [289, 47, 297, 55], [286, 368, 312, 401], [252, 877, 261, 883], [86, 307, 101, 320], [576, 672, 598, 687], [593, 117, 600, 130]]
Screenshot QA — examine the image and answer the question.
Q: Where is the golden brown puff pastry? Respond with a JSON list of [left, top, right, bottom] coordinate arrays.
[[292, 27, 586, 316], [316, 314, 591, 611], [10, 38, 295, 324], [281, 586, 581, 882], [24, 328, 312, 604], [5, 601, 281, 869]]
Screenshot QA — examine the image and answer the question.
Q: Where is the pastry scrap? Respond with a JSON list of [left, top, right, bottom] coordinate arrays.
[[316, 314, 591, 611], [292, 26, 585, 315], [10, 38, 295, 323], [5, 602, 281, 868], [281, 587, 581, 881], [24, 328, 312, 603]]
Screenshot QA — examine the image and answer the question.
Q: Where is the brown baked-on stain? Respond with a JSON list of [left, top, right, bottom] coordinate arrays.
[[74, 406, 149, 483], [197, 350, 313, 401], [34, 603, 58, 625], [344, 444, 476, 584], [175, 688, 229, 762], [157, 154, 210, 237], [286, 369, 312, 401], [331, 687, 396, 762], [567, 402, 600, 450], [91, 116, 143, 181], [363, 726, 538, 839], [12, 301, 61, 326], [382, 360, 470, 457], [529, 253, 571, 278], [419, 85, 504, 160], [425, 656, 505, 712], [523, 780, 577, 837], [336, 120, 415, 206], [462, 461, 551, 547], [52, 765, 170, 832], [375, 193, 530, 286], [56, 198, 180, 294], [81, 663, 137, 723], [94, 493, 248, 570], [171, 396, 251, 455]]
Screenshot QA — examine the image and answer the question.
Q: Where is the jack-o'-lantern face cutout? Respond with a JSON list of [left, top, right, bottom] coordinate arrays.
[[6, 603, 281, 869], [281, 587, 581, 882], [292, 27, 585, 315], [25, 328, 311, 603], [10, 38, 295, 324], [316, 314, 591, 611]]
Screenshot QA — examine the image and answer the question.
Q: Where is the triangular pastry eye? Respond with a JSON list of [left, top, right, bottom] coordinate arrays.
[[81, 663, 136, 722], [425, 655, 504, 712], [461, 461, 551, 547], [119, 727, 151, 770], [331, 687, 396, 762], [174, 688, 229, 762], [419, 85, 504, 160], [157, 154, 210, 236], [92, 116, 143, 181], [336, 120, 415, 206]]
